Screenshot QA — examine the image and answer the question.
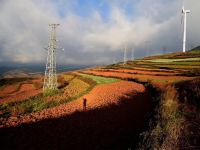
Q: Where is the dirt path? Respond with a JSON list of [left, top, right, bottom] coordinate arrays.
[[1, 81, 145, 128]]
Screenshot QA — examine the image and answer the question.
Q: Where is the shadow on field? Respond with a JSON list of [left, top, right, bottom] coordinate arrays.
[[0, 91, 153, 150]]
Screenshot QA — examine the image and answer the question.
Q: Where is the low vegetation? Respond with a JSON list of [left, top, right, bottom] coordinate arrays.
[[138, 78, 200, 149], [79, 73, 120, 84], [0, 78, 32, 87]]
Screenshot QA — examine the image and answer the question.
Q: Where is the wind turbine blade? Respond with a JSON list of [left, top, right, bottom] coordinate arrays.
[[182, 6, 184, 13]]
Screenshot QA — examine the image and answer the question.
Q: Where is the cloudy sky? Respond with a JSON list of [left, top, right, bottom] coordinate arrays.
[[0, 0, 199, 66]]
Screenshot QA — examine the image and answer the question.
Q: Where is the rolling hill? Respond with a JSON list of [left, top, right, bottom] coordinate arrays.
[[0, 49, 199, 150]]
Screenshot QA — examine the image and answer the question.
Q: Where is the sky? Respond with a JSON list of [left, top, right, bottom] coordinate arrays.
[[0, 0, 199, 66]]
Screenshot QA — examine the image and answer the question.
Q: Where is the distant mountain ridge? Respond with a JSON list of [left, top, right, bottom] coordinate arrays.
[[0, 65, 94, 79], [2, 69, 36, 78], [143, 46, 200, 60], [189, 46, 200, 52]]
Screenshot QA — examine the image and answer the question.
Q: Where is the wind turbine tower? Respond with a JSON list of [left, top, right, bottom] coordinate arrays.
[[182, 6, 190, 53], [131, 48, 134, 60], [43, 24, 60, 92], [123, 45, 127, 65]]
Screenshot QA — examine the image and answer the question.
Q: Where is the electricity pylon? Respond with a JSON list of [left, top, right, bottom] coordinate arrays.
[[43, 24, 59, 92]]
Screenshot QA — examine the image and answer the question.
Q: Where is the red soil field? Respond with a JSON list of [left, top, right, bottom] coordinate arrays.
[[0, 84, 42, 104], [17, 84, 36, 93], [1, 81, 145, 128], [0, 85, 17, 97]]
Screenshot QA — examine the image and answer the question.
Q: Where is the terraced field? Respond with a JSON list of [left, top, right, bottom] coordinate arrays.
[[0, 73, 122, 122], [0, 78, 43, 104], [0, 49, 199, 149], [106, 50, 200, 75], [0, 80, 146, 127], [81, 70, 195, 88]]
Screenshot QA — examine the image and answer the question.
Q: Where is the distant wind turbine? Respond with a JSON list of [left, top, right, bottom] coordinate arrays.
[[123, 45, 127, 65], [131, 48, 134, 60], [145, 41, 150, 56], [181, 6, 190, 53]]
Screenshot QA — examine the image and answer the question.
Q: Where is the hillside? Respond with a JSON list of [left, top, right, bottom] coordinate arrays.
[[144, 46, 200, 59], [0, 50, 200, 149], [105, 48, 200, 76], [190, 45, 200, 52], [78, 50, 200, 149], [1, 69, 41, 79]]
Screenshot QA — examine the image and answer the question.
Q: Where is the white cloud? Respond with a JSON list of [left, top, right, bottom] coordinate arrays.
[[0, 0, 199, 65]]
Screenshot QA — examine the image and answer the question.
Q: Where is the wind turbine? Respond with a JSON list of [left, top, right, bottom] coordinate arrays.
[[145, 41, 150, 56], [123, 45, 127, 65], [181, 6, 190, 53], [131, 48, 134, 60]]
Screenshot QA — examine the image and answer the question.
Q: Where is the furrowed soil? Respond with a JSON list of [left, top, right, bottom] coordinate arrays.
[[0, 83, 42, 104], [0, 80, 153, 150]]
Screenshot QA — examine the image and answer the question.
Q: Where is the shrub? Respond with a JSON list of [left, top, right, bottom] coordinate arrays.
[[57, 75, 69, 89]]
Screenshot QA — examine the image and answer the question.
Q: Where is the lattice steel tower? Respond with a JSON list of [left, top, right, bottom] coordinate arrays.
[[43, 24, 59, 92]]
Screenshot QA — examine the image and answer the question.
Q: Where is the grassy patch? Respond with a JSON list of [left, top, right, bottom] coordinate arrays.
[[63, 74, 76, 81], [79, 73, 120, 84], [0, 93, 57, 118], [139, 85, 185, 149], [63, 77, 90, 98], [43, 89, 61, 97]]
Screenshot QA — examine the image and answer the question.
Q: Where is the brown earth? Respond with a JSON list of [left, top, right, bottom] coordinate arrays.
[[1, 81, 145, 128]]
